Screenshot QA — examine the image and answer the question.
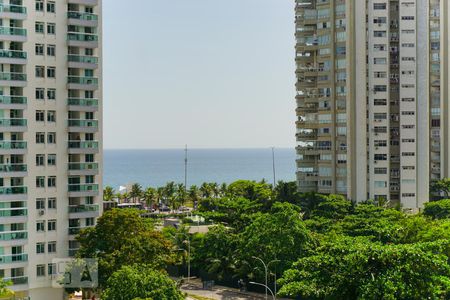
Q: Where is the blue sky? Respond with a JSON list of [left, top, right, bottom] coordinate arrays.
[[103, 0, 296, 149]]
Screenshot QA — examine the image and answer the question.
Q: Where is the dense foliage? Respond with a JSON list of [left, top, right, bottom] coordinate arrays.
[[101, 265, 184, 300], [96, 179, 450, 299]]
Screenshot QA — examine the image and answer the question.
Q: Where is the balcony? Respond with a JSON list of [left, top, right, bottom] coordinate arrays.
[[68, 162, 99, 175], [69, 204, 100, 218], [0, 254, 28, 264], [68, 119, 99, 133], [68, 0, 98, 5], [0, 49, 27, 64], [0, 73, 27, 87], [68, 55, 98, 69], [68, 98, 98, 112], [0, 95, 26, 109], [68, 140, 99, 154], [67, 32, 98, 47], [0, 186, 27, 201], [68, 184, 99, 197], [67, 76, 99, 90], [68, 11, 98, 26], [0, 164, 27, 177], [0, 231, 27, 241], [0, 208, 27, 217], [4, 276, 28, 286], [0, 27, 26, 42], [0, 119, 27, 132], [0, 141, 26, 155]]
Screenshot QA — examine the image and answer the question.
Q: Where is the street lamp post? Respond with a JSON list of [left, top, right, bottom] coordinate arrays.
[[249, 282, 275, 300], [183, 238, 191, 283], [252, 256, 280, 300]]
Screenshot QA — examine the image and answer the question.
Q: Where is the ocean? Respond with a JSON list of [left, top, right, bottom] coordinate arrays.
[[104, 148, 296, 189]]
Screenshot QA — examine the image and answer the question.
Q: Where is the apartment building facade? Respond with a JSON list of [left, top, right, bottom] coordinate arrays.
[[295, 0, 445, 208], [0, 0, 103, 298]]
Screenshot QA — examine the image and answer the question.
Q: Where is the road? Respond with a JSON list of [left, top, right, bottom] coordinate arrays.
[[182, 282, 284, 300]]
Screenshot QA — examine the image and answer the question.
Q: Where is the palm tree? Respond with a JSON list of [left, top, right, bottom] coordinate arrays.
[[210, 182, 220, 198], [188, 185, 200, 207], [200, 182, 212, 199], [143, 187, 157, 209], [176, 183, 187, 208], [220, 183, 228, 197], [103, 186, 115, 202], [130, 183, 143, 204], [156, 187, 165, 207], [164, 182, 176, 209], [121, 192, 130, 203]]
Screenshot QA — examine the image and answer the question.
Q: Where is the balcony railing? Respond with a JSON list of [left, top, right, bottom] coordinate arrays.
[[0, 141, 26, 149], [0, 96, 26, 105], [67, 32, 98, 42], [68, 184, 99, 192], [67, 11, 98, 21], [68, 119, 98, 128], [0, 27, 26, 36], [68, 76, 98, 85], [0, 119, 27, 126], [0, 73, 26, 81], [0, 164, 27, 172], [68, 55, 98, 64], [68, 140, 99, 149], [0, 254, 28, 264], [4, 276, 28, 285], [0, 208, 27, 217], [0, 231, 27, 241], [69, 204, 99, 213], [69, 162, 99, 170], [68, 98, 98, 107], [0, 186, 27, 195], [0, 4, 27, 14], [0, 49, 27, 59]]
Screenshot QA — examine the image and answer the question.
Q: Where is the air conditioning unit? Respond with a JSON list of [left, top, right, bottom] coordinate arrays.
[[39, 210, 45, 216]]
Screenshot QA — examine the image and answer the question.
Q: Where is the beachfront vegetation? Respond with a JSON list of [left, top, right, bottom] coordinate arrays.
[[90, 179, 450, 299]]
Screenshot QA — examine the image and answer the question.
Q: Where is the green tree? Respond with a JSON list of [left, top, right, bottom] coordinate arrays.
[[424, 199, 450, 219], [175, 183, 187, 208], [130, 183, 143, 204], [164, 182, 176, 208], [102, 265, 184, 300], [227, 180, 273, 205], [143, 187, 157, 209], [188, 185, 200, 205], [76, 209, 174, 288], [0, 279, 13, 298], [274, 181, 300, 203], [278, 237, 450, 300], [431, 178, 450, 198], [237, 203, 313, 281], [103, 186, 115, 202], [200, 182, 212, 199]]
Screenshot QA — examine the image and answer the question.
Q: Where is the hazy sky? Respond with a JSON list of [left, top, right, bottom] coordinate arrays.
[[103, 0, 296, 149]]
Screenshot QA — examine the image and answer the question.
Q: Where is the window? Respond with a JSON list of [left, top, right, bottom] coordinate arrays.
[[47, 132, 56, 144], [47, 1, 55, 13], [374, 99, 387, 106], [86, 218, 95, 226], [47, 154, 56, 166], [402, 152, 415, 156], [37, 264, 46, 277], [36, 110, 45, 122], [47, 111, 56, 122], [374, 181, 387, 188], [48, 263, 56, 275], [374, 154, 387, 161], [47, 45, 55, 56], [36, 176, 45, 188], [36, 154, 45, 166], [35, 66, 45, 78], [47, 89, 56, 100], [374, 168, 387, 174], [35, 22, 44, 33], [47, 67, 56, 78], [36, 88, 45, 100], [47, 23, 56, 34], [374, 3, 386, 9], [48, 220, 56, 231], [36, 198, 45, 210], [48, 198, 56, 209], [374, 58, 387, 64], [36, 243, 45, 254], [35, 0, 44, 11], [36, 221, 45, 232], [35, 44, 44, 55], [47, 176, 56, 188], [36, 132, 45, 144]]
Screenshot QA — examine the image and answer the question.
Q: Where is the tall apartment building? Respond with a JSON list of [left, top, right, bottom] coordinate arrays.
[[295, 0, 445, 209], [0, 0, 103, 298]]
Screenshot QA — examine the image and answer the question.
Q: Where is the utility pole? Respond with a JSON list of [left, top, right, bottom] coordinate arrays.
[[184, 144, 188, 192], [272, 147, 276, 188]]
